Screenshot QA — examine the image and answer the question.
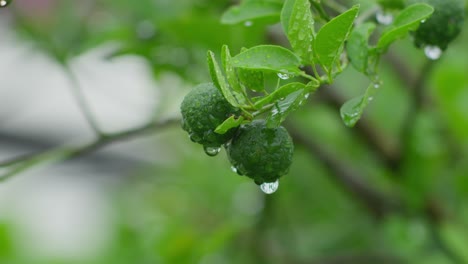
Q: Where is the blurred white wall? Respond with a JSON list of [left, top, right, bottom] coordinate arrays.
[[0, 18, 183, 261]]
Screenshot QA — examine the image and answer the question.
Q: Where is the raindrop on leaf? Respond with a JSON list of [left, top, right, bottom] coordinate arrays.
[[277, 72, 291, 80], [244, 21, 253, 27]]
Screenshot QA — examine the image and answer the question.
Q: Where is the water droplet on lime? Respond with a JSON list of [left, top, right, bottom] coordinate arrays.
[[0, 0, 10, 7], [424, 45, 442, 60], [204, 146, 221, 157], [260, 180, 279, 194]]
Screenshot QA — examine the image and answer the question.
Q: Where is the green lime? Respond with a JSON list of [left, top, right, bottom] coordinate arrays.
[[226, 120, 294, 184], [180, 83, 239, 151]]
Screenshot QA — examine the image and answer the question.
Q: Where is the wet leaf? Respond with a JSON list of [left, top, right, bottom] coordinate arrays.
[[314, 5, 360, 74], [207, 50, 240, 107], [221, 1, 282, 25], [215, 115, 245, 134], [346, 22, 376, 73], [231, 45, 301, 74], [377, 3, 434, 51], [281, 0, 315, 63]]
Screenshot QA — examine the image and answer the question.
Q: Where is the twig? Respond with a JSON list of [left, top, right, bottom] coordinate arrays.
[[63, 65, 105, 137], [0, 118, 180, 182]]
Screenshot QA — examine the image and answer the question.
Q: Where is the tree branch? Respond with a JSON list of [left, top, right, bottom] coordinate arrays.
[[0, 117, 180, 182], [286, 122, 402, 219], [64, 64, 105, 137]]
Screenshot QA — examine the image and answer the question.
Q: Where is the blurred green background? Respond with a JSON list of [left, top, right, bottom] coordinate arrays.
[[0, 0, 468, 263]]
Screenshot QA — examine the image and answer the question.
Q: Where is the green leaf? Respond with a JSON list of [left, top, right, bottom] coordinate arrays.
[[238, 68, 265, 92], [340, 80, 381, 127], [231, 45, 301, 74], [255, 82, 305, 108], [221, 45, 247, 104], [283, 0, 315, 63], [376, 3, 434, 51], [346, 22, 376, 73], [207, 50, 240, 107], [266, 89, 306, 128], [340, 96, 364, 127], [215, 115, 245, 134], [314, 5, 360, 74], [221, 1, 282, 25], [280, 0, 295, 33]]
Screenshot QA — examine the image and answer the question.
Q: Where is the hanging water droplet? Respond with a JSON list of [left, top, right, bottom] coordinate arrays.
[[0, 0, 10, 7], [340, 97, 363, 127], [304, 93, 310, 100], [244, 21, 253, 27], [277, 72, 291, 80], [231, 166, 238, 173], [204, 146, 221, 157], [231, 166, 244, 176], [424, 45, 442, 60], [189, 133, 201, 143], [373, 83, 380, 89], [376, 10, 393, 25], [260, 180, 279, 194]]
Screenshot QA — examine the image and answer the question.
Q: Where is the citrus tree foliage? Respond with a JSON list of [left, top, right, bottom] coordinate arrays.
[[1, 0, 468, 263]]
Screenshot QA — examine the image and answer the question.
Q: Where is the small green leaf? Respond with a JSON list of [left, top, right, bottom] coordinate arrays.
[[346, 22, 376, 73], [280, 0, 295, 33], [221, 1, 282, 25], [266, 89, 306, 128], [340, 79, 381, 127], [231, 45, 301, 74], [215, 115, 245, 134], [377, 3, 434, 51], [282, 0, 315, 63], [314, 5, 360, 74], [238, 68, 264, 92], [221, 45, 247, 104], [255, 82, 305, 108], [340, 96, 364, 127], [207, 50, 240, 107]]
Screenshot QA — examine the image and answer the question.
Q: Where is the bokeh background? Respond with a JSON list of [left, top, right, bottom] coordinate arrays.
[[0, 0, 468, 263]]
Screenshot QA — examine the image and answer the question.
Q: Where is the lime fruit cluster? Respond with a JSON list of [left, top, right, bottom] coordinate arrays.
[[181, 85, 295, 185], [181, 83, 239, 149], [409, 0, 465, 50], [226, 120, 294, 185]]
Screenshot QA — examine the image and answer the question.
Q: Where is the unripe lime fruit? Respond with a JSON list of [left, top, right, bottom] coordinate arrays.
[[226, 120, 294, 184], [181, 83, 239, 149], [408, 0, 465, 50]]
